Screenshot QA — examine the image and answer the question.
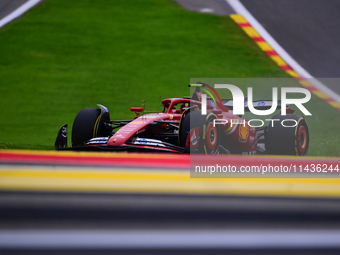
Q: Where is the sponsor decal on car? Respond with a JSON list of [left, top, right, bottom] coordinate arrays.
[[239, 125, 249, 143], [137, 138, 147, 145], [209, 100, 217, 110], [257, 101, 265, 107], [114, 133, 125, 138]]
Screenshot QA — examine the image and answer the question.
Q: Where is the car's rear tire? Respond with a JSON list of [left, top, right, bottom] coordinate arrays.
[[72, 108, 101, 147], [265, 114, 309, 156]]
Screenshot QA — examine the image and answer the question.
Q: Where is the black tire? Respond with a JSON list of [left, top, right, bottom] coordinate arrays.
[[179, 109, 200, 153], [265, 114, 309, 156], [179, 110, 195, 145], [72, 108, 101, 147], [179, 109, 220, 154], [179, 110, 190, 148]]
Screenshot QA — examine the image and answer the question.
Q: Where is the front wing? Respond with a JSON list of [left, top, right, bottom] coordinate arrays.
[[55, 124, 185, 153]]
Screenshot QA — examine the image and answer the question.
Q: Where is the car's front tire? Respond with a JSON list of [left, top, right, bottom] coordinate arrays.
[[72, 108, 101, 147], [179, 109, 220, 154]]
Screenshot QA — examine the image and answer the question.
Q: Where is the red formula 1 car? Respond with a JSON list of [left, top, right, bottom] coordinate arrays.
[[55, 83, 309, 155]]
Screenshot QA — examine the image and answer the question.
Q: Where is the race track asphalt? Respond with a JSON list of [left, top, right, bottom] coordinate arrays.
[[240, 0, 340, 94], [0, 0, 29, 19]]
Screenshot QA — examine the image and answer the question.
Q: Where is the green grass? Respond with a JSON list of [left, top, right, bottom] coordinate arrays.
[[0, 0, 339, 156]]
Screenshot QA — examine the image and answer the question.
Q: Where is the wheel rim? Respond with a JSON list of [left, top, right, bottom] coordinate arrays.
[[206, 122, 218, 152], [297, 125, 308, 155], [187, 128, 199, 147]]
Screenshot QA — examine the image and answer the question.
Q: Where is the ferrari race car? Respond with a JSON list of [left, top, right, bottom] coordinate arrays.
[[55, 83, 309, 155]]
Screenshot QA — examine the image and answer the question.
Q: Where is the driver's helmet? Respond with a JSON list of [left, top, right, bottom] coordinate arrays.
[[180, 102, 190, 113]]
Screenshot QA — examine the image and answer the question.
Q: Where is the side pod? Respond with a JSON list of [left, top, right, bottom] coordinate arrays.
[[55, 124, 68, 149]]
